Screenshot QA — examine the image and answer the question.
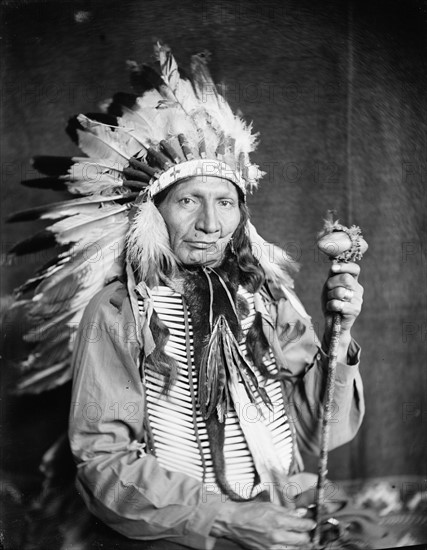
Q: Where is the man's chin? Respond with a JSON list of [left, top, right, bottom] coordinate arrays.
[[181, 252, 224, 268]]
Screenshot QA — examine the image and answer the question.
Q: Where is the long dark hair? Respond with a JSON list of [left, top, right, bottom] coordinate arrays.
[[230, 202, 265, 293]]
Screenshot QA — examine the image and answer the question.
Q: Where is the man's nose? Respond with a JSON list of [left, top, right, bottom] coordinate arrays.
[[195, 203, 220, 234]]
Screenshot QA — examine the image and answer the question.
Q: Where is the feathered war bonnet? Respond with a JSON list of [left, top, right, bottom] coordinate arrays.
[[118, 43, 281, 287], [6, 42, 296, 394], [6, 43, 301, 501]]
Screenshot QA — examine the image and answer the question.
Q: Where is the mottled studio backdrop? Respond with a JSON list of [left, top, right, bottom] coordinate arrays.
[[1, 0, 426, 498]]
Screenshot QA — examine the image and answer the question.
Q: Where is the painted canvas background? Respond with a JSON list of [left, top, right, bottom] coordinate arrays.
[[1, 0, 426, 529]]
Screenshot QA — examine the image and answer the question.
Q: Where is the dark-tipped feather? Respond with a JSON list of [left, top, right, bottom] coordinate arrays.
[[9, 230, 57, 256], [66, 113, 118, 144], [14, 361, 71, 394], [14, 251, 70, 296], [22, 332, 70, 372], [107, 92, 139, 117], [65, 113, 117, 145], [146, 147, 173, 170], [21, 177, 68, 191], [84, 112, 118, 127], [24, 309, 80, 343], [123, 180, 149, 191], [127, 62, 163, 94], [129, 157, 158, 177], [160, 139, 184, 164], [122, 167, 151, 183], [32, 156, 74, 176], [8, 194, 136, 223], [66, 116, 84, 144]]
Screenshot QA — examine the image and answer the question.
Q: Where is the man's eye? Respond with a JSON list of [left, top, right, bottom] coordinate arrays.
[[179, 198, 195, 206], [219, 200, 234, 208]]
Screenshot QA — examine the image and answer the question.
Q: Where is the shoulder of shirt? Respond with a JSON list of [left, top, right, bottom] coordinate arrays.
[[264, 279, 291, 301], [82, 279, 131, 320], [264, 279, 311, 320]]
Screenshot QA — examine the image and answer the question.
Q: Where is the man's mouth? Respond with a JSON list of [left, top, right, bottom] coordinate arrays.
[[187, 241, 218, 250]]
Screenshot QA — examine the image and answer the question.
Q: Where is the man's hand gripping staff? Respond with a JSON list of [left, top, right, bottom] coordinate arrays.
[[313, 211, 368, 548]]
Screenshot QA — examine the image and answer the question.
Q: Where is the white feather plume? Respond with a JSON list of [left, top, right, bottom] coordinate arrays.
[[49, 204, 128, 246], [126, 199, 177, 285], [76, 114, 143, 161], [117, 98, 171, 146]]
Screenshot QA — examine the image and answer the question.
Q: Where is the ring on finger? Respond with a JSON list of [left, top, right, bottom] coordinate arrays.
[[342, 288, 354, 302]]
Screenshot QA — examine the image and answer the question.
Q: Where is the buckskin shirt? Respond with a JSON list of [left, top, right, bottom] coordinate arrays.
[[69, 279, 364, 550]]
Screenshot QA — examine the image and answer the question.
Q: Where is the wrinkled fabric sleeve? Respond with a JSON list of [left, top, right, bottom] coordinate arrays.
[[68, 282, 224, 550], [272, 296, 365, 455]]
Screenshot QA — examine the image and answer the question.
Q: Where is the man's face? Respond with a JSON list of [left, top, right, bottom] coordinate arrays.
[[157, 176, 241, 267]]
